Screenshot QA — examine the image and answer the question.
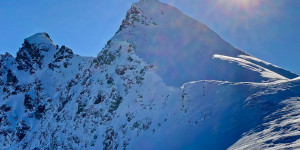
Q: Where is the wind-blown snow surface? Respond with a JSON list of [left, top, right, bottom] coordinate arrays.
[[0, 0, 300, 149]]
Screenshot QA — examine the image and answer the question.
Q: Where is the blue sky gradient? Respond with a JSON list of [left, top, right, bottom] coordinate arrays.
[[0, 0, 299, 74]]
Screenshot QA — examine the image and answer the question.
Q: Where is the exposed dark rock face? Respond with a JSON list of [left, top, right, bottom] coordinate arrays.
[[48, 45, 74, 70], [16, 33, 55, 73]]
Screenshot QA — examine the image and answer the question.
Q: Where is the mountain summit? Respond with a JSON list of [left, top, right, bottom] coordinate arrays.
[[14, 32, 58, 73], [25, 32, 55, 46], [113, 0, 297, 86], [0, 0, 300, 150]]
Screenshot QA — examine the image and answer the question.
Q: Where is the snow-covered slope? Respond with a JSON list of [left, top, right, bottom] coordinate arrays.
[[0, 0, 299, 149], [126, 78, 300, 150], [111, 0, 298, 86]]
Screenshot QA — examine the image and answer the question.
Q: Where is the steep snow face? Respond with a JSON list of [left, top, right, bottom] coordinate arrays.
[[25, 32, 55, 46], [229, 97, 300, 150], [0, 0, 300, 150], [2, 34, 299, 150], [229, 79, 300, 150], [112, 0, 298, 86], [127, 79, 300, 150]]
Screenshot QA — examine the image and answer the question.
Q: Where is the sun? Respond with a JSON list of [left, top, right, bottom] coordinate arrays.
[[237, 0, 260, 9], [217, 0, 261, 11]]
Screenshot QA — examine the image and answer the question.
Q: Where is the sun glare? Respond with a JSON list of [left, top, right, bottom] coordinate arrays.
[[217, 0, 261, 11]]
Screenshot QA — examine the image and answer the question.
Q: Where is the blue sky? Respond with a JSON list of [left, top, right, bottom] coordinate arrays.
[[0, 0, 299, 74]]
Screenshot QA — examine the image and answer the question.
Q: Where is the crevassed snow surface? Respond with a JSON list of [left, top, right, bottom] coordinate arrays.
[[0, 0, 300, 150]]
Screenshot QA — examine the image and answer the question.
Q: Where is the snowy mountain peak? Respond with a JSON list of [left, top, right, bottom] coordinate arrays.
[[25, 32, 55, 46], [112, 0, 298, 86], [15, 33, 57, 73], [1, 1, 300, 150], [0, 52, 13, 59]]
